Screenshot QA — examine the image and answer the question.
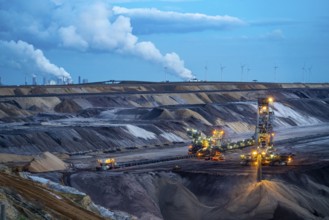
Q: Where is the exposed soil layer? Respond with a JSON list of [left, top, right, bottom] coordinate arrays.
[[1, 82, 329, 155], [1, 82, 329, 220], [70, 163, 329, 220], [0, 172, 105, 220], [27, 151, 68, 172]]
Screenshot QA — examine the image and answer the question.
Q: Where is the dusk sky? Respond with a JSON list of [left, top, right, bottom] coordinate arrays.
[[0, 0, 328, 85]]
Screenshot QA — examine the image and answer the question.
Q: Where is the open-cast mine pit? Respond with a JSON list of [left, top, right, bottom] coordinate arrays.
[[1, 82, 329, 220]]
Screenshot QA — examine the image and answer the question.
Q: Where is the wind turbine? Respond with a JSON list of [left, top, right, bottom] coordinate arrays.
[[204, 64, 208, 81], [302, 63, 306, 83], [246, 67, 250, 82], [220, 64, 225, 81], [240, 64, 245, 82], [308, 66, 313, 83]]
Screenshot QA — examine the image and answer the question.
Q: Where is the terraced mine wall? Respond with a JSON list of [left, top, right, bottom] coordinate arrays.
[[70, 164, 329, 220], [0, 82, 329, 155]]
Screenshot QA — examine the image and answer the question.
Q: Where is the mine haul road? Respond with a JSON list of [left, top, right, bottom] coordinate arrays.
[[69, 123, 329, 177], [109, 134, 329, 177], [62, 123, 329, 220]]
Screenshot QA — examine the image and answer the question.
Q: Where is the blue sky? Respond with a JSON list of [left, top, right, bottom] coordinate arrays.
[[0, 0, 328, 85]]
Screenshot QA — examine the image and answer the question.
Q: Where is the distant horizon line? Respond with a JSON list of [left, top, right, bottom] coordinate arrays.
[[0, 79, 329, 87]]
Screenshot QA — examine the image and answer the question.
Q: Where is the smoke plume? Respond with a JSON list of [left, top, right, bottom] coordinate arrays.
[[0, 40, 72, 82], [59, 2, 194, 80], [0, 1, 210, 81]]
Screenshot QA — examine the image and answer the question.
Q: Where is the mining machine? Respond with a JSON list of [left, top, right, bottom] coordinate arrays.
[[186, 128, 255, 161], [187, 128, 226, 160], [96, 158, 117, 171], [240, 97, 293, 182], [187, 127, 254, 160], [187, 128, 204, 155]]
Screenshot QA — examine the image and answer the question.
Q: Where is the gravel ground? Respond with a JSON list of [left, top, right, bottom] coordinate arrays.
[[68, 124, 329, 220]]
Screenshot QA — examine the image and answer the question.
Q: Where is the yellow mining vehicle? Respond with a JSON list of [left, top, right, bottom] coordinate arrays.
[[96, 158, 117, 171]]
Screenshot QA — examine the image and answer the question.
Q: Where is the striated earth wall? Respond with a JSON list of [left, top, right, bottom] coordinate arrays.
[[0, 82, 329, 155], [70, 164, 329, 220]]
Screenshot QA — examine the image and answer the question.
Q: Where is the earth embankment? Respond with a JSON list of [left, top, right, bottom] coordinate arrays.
[[70, 162, 329, 220], [0, 82, 329, 155]]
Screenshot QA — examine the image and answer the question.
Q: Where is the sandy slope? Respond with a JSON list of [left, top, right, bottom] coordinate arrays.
[[0, 153, 33, 163], [27, 151, 68, 172]]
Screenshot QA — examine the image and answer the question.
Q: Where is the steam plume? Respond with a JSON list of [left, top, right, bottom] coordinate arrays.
[[59, 2, 194, 80], [0, 40, 72, 82]]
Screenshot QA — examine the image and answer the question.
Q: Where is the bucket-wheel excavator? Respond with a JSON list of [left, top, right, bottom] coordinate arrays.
[[187, 128, 226, 160], [187, 127, 255, 160], [240, 97, 293, 182], [187, 128, 204, 155]]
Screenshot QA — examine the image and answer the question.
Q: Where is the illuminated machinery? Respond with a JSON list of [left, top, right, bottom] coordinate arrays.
[[187, 128, 204, 155], [196, 129, 225, 160], [96, 158, 117, 171], [209, 129, 226, 160], [256, 97, 275, 153], [187, 128, 225, 158], [240, 97, 293, 182], [195, 137, 212, 159], [211, 129, 225, 147]]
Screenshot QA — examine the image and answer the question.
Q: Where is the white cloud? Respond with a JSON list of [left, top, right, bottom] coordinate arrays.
[[58, 26, 88, 50], [113, 6, 242, 23], [236, 29, 285, 41], [1, 1, 246, 80], [59, 2, 194, 79], [112, 6, 246, 34], [0, 40, 72, 81], [0, 1, 196, 80]]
